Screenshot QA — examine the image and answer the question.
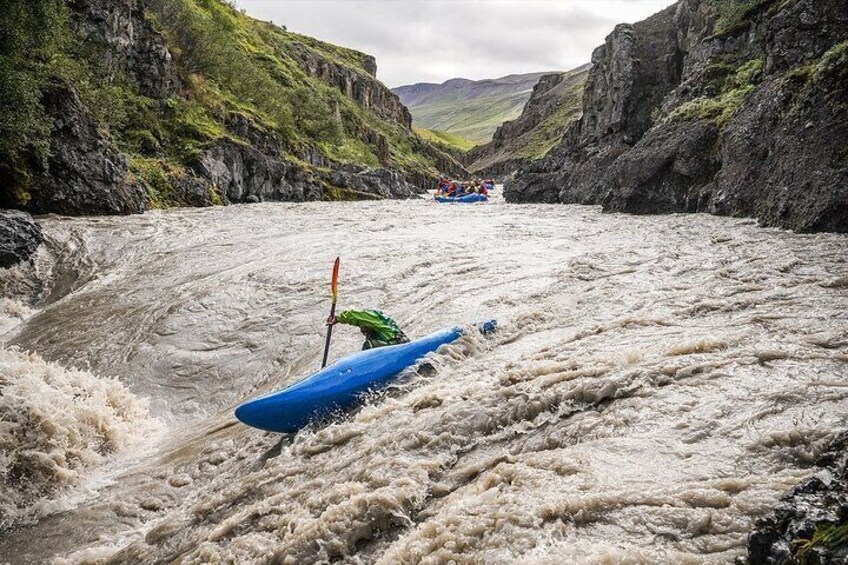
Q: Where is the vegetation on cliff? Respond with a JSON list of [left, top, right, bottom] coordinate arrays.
[[0, 1, 68, 191], [413, 128, 476, 152], [506, 0, 848, 233], [0, 0, 461, 213]]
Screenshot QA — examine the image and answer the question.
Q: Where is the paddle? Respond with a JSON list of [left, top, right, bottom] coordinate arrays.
[[321, 257, 340, 368]]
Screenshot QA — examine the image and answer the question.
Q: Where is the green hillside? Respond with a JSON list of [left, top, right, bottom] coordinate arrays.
[[413, 128, 476, 152], [393, 73, 554, 145], [408, 91, 530, 145], [500, 69, 588, 161], [0, 0, 456, 210]]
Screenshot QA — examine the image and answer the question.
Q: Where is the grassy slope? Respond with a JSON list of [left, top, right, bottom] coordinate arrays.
[[413, 128, 476, 152], [141, 0, 448, 196], [511, 72, 587, 160], [406, 90, 531, 145]]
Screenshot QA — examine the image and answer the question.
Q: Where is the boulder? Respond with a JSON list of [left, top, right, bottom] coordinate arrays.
[[0, 210, 42, 268], [746, 432, 848, 564]]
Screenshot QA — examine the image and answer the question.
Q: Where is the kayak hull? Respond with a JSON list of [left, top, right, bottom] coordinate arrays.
[[435, 193, 488, 203], [235, 326, 465, 433]]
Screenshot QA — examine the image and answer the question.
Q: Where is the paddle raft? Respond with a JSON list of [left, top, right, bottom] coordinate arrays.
[[435, 193, 488, 204], [235, 320, 497, 433]]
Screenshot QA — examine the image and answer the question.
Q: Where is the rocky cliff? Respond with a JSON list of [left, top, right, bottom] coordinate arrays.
[[285, 42, 412, 129], [466, 65, 590, 177], [506, 0, 848, 233], [0, 0, 464, 217]]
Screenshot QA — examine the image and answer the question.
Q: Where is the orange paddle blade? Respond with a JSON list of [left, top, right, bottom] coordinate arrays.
[[331, 257, 340, 302]]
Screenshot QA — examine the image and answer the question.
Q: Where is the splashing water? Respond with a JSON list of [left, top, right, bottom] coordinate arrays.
[[0, 196, 845, 563]]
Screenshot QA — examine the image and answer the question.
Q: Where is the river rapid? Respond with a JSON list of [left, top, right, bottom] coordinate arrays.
[[1, 195, 846, 564]]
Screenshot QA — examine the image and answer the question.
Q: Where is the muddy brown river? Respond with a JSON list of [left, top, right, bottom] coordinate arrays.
[[1, 195, 846, 563]]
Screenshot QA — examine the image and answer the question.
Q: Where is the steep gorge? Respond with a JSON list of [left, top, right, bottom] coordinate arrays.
[[506, 0, 848, 233]]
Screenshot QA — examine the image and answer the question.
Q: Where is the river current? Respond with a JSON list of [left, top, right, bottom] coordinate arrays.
[[1, 195, 846, 563]]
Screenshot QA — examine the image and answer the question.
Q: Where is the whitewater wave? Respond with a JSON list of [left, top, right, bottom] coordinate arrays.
[[0, 348, 157, 529]]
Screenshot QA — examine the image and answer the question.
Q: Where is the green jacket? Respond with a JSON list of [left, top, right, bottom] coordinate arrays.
[[335, 309, 405, 346]]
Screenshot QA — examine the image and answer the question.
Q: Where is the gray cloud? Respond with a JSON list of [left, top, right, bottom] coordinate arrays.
[[236, 0, 674, 87]]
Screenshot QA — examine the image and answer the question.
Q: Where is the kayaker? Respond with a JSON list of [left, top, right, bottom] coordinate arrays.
[[327, 309, 410, 350]]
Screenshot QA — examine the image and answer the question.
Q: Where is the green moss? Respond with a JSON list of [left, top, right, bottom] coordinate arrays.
[[130, 156, 180, 209], [710, 0, 773, 39], [728, 58, 764, 88], [668, 58, 763, 127], [815, 40, 848, 82], [779, 41, 848, 116], [794, 522, 848, 564], [669, 85, 756, 126], [321, 182, 381, 202], [208, 186, 223, 205], [13, 184, 32, 207]]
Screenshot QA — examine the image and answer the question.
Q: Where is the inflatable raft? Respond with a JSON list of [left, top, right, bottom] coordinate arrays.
[[235, 321, 496, 433], [435, 193, 488, 204]]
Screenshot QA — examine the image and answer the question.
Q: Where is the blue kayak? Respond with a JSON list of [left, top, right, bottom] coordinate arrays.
[[435, 193, 488, 204], [235, 321, 496, 433]]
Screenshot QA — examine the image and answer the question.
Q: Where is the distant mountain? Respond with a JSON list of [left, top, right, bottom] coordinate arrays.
[[392, 72, 556, 145]]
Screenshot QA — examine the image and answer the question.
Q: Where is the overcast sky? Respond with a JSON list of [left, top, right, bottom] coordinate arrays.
[[235, 0, 675, 87]]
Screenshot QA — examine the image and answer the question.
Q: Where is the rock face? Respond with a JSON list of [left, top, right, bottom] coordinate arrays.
[[506, 0, 848, 233], [25, 83, 148, 215], [194, 139, 418, 203], [197, 140, 320, 204], [288, 43, 412, 129], [71, 0, 180, 99], [467, 65, 590, 177], [746, 432, 848, 564], [0, 210, 42, 268]]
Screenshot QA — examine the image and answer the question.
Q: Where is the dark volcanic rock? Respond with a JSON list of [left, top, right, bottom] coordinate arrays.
[[746, 432, 848, 564], [71, 0, 179, 99], [0, 210, 42, 268], [322, 166, 418, 200], [712, 69, 848, 232], [196, 140, 321, 204], [196, 139, 421, 204], [24, 83, 147, 216], [507, 0, 848, 233], [603, 118, 721, 214]]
